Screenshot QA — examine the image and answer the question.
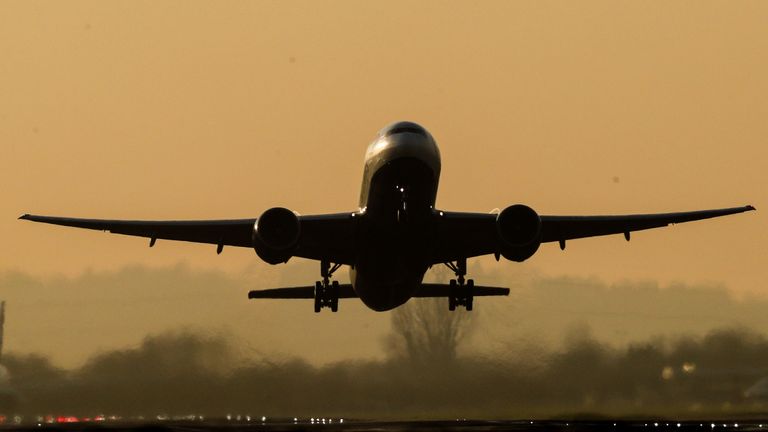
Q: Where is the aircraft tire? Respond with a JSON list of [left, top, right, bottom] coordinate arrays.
[[314, 281, 323, 313], [466, 279, 474, 311], [449, 279, 457, 311]]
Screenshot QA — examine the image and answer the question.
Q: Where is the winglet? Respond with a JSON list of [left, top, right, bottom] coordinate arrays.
[[746, 205, 756, 211], [18, 214, 30, 220]]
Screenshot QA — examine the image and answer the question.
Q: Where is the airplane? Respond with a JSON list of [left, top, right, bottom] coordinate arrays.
[[19, 121, 755, 313]]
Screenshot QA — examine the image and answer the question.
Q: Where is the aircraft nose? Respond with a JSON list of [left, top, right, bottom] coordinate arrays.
[[381, 121, 428, 138], [365, 121, 442, 180]]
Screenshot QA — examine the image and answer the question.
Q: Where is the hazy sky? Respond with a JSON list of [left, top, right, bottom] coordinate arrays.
[[1, 1, 766, 363]]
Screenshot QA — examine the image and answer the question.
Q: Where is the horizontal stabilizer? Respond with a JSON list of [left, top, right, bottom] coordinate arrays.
[[248, 283, 510, 299], [416, 283, 510, 297], [248, 285, 357, 299]]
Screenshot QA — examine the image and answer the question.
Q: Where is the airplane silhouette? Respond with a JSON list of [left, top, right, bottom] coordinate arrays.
[[20, 121, 755, 312]]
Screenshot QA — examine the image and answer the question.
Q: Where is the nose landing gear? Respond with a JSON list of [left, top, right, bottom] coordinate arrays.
[[445, 258, 474, 311], [396, 185, 409, 225], [315, 260, 341, 313]]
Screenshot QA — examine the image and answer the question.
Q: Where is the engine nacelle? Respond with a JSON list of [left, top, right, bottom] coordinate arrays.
[[253, 207, 300, 264], [496, 204, 542, 262]]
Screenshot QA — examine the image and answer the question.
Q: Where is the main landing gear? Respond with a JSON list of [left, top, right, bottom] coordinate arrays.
[[444, 258, 474, 311], [315, 260, 341, 313]]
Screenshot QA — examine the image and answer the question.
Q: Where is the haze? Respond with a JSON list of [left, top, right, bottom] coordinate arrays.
[[0, 2, 765, 370]]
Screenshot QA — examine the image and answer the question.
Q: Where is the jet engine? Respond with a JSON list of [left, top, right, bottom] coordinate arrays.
[[496, 204, 542, 262], [253, 207, 301, 264]]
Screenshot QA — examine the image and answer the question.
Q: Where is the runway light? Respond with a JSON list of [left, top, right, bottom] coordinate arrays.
[[294, 418, 298, 423], [340, 419, 344, 424], [261, 416, 266, 422], [678, 423, 682, 427], [655, 423, 659, 427]]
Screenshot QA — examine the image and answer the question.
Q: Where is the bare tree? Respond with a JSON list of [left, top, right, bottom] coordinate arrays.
[[387, 295, 476, 365]]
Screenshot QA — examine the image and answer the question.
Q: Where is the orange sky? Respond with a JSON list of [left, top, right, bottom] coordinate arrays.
[[1, 2, 765, 295]]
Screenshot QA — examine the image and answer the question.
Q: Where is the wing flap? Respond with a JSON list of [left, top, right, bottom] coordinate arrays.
[[294, 213, 357, 265]]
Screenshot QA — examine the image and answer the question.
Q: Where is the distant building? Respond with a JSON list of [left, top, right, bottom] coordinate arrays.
[[0, 301, 19, 414], [0, 301, 4, 363]]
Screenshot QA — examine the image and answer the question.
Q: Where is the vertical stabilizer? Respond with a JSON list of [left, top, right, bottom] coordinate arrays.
[[0, 301, 4, 363]]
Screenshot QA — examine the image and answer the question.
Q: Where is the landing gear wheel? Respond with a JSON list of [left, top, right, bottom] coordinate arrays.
[[314, 281, 323, 313], [330, 281, 340, 312], [314, 261, 341, 313], [448, 279, 457, 311], [444, 259, 474, 311], [466, 279, 474, 311]]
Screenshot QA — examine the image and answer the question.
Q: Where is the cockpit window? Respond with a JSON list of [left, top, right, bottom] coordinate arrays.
[[385, 126, 427, 138]]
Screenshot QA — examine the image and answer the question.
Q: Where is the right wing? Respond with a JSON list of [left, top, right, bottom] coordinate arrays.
[[19, 212, 357, 264], [18, 214, 255, 247]]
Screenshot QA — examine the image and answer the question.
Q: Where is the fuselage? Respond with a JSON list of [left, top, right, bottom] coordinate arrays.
[[350, 121, 441, 311]]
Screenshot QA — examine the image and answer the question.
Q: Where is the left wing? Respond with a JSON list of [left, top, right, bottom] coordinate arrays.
[[540, 205, 756, 243], [19, 213, 356, 264], [432, 205, 755, 263]]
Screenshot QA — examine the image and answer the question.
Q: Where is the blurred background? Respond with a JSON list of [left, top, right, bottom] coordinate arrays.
[[0, 0, 766, 419]]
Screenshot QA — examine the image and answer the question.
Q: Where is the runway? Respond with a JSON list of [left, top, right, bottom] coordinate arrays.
[[3, 419, 768, 432]]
